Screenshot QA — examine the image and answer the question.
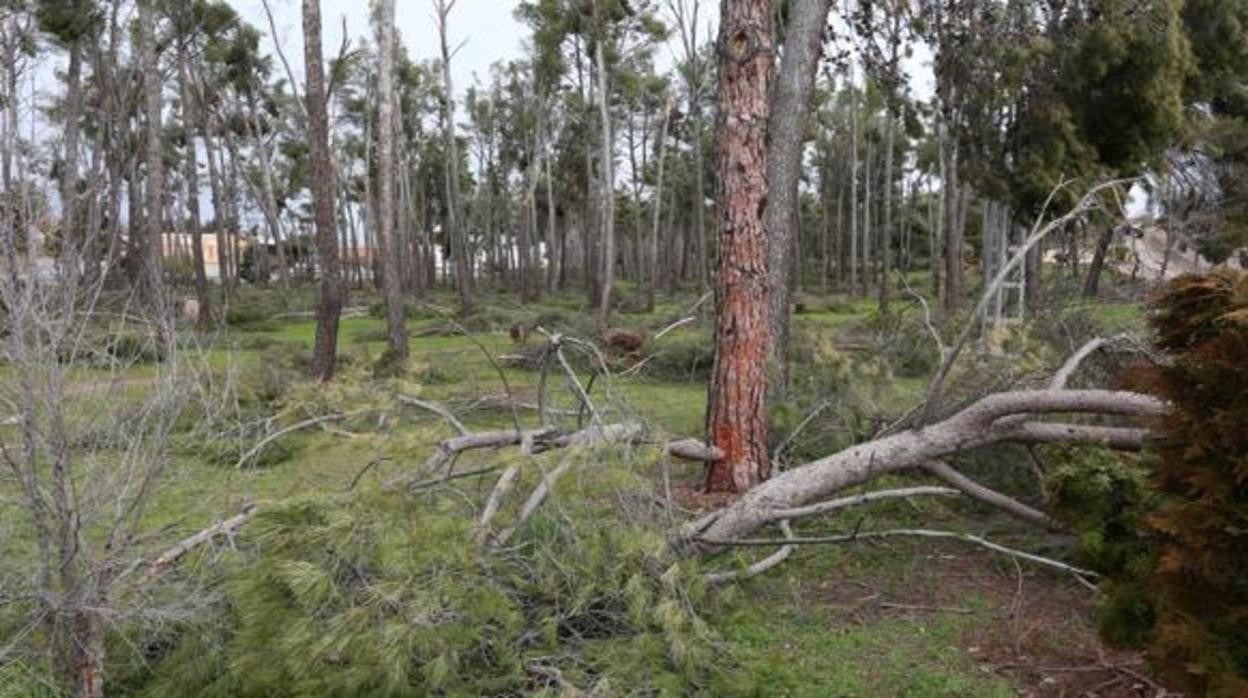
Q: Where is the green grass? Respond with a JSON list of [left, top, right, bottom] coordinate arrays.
[[1, 284, 1157, 694]]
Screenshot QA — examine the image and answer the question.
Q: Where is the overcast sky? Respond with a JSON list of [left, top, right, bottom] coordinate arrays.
[[230, 0, 722, 97]]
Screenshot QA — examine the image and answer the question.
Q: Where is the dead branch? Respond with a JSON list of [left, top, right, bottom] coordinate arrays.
[[699, 528, 1097, 582], [384, 423, 646, 492], [922, 461, 1058, 530], [234, 413, 344, 469], [694, 388, 1165, 545], [665, 438, 723, 462], [138, 504, 258, 584], [704, 520, 795, 586], [398, 395, 470, 436], [477, 465, 520, 543], [763, 486, 961, 524], [652, 315, 697, 341], [923, 180, 1137, 420]]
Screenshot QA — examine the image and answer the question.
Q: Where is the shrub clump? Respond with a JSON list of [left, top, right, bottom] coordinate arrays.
[[1048, 272, 1248, 695]]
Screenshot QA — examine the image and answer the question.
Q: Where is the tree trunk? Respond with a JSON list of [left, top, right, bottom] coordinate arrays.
[[879, 109, 896, 313], [849, 68, 860, 296], [765, 0, 832, 395], [705, 0, 774, 494], [593, 7, 616, 328], [647, 97, 673, 312], [138, 0, 164, 301], [376, 0, 407, 363], [1083, 224, 1115, 297], [61, 39, 83, 269], [436, 0, 472, 313], [180, 55, 211, 329], [304, 0, 343, 381]]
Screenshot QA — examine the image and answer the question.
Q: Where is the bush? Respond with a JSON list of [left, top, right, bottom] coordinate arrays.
[[1130, 272, 1248, 694], [1049, 272, 1248, 695]]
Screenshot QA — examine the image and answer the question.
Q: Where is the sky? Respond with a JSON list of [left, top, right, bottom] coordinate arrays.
[[230, 0, 721, 99]]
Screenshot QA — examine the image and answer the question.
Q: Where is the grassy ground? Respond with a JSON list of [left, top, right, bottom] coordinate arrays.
[[2, 277, 1157, 695]]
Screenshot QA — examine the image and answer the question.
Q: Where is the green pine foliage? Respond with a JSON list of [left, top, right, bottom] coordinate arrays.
[[135, 459, 725, 695]]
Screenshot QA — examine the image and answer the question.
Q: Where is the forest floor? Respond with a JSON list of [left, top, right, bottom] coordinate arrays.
[[2, 275, 1160, 695]]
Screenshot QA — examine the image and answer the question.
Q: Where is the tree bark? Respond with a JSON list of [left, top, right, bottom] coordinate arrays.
[[304, 0, 344, 381], [705, 0, 774, 494], [138, 0, 164, 301], [592, 2, 616, 328], [436, 0, 472, 313], [376, 0, 408, 363], [180, 54, 211, 329], [765, 0, 832, 395], [647, 96, 673, 311], [1083, 224, 1115, 297]]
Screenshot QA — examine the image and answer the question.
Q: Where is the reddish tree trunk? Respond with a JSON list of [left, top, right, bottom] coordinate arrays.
[[705, 0, 774, 494]]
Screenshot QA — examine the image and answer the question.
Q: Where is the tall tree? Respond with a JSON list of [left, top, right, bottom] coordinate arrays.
[[705, 0, 774, 494], [304, 0, 343, 381], [377, 0, 407, 364], [435, 0, 473, 313], [765, 0, 834, 395], [138, 0, 164, 300]]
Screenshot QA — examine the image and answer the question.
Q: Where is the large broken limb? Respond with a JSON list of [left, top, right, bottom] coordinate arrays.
[[139, 505, 258, 583], [665, 438, 723, 462], [694, 389, 1165, 544]]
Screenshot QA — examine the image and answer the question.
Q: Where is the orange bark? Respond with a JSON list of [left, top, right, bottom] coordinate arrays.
[[705, 0, 774, 494]]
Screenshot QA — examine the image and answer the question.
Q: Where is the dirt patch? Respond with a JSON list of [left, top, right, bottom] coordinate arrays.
[[807, 541, 1167, 697]]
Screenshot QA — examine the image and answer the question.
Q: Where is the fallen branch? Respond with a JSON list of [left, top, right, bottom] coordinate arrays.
[[696, 388, 1165, 544], [235, 414, 343, 469], [477, 465, 520, 543], [665, 438, 723, 462], [699, 528, 1097, 582], [653, 316, 697, 342], [384, 423, 646, 492], [398, 395, 470, 436], [762, 486, 961, 524], [704, 521, 795, 586], [139, 504, 259, 583], [922, 461, 1058, 530]]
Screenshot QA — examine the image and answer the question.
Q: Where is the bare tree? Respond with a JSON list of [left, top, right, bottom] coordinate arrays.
[[304, 0, 344, 381]]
